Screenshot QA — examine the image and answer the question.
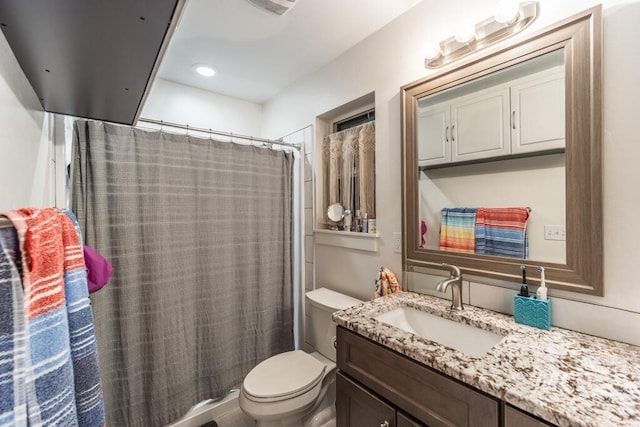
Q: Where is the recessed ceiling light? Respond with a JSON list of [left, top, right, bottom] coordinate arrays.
[[192, 64, 216, 77]]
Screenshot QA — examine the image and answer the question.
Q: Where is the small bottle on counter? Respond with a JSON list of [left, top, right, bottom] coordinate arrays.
[[362, 212, 368, 233], [368, 218, 377, 234]]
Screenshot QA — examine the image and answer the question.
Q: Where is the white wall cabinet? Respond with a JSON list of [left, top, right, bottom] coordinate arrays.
[[417, 102, 450, 167], [510, 68, 565, 154], [417, 66, 565, 168], [451, 86, 511, 163]]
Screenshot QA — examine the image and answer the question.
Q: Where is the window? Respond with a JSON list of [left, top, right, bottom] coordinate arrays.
[[321, 110, 375, 233]]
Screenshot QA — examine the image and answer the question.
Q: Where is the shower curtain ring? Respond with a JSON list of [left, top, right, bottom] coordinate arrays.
[[209, 128, 213, 140], [160, 120, 164, 132]]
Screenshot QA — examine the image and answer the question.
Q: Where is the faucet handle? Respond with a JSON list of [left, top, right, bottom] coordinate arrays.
[[441, 263, 461, 278]]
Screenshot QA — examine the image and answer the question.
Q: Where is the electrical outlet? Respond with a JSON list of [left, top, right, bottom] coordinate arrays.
[[544, 225, 566, 241], [393, 232, 402, 253]]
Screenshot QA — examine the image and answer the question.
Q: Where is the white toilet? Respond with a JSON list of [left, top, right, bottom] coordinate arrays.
[[239, 288, 362, 427]]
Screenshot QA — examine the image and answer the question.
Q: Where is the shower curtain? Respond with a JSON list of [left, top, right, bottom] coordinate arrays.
[[70, 120, 294, 427]]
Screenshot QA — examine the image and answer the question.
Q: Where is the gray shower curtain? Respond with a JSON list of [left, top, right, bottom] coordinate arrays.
[[71, 120, 294, 427]]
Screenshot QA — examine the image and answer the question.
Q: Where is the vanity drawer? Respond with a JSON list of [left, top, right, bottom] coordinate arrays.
[[337, 327, 499, 427]]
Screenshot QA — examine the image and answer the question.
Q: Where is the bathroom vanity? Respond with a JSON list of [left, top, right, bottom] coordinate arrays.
[[334, 293, 640, 426]]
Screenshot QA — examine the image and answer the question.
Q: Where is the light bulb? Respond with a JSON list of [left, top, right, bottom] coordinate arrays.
[[494, 0, 521, 24], [192, 64, 216, 77], [424, 41, 442, 61], [454, 23, 476, 44]]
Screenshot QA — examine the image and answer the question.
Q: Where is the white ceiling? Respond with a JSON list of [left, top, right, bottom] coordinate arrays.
[[156, 0, 424, 104]]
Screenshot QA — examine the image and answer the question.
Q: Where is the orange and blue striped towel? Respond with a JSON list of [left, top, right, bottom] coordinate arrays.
[[475, 207, 529, 259], [439, 208, 477, 254], [0, 208, 105, 427]]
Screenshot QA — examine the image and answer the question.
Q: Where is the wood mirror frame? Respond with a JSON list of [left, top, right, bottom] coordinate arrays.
[[401, 6, 602, 295]]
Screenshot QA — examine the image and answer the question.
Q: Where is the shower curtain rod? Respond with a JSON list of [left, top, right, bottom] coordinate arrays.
[[136, 118, 300, 150]]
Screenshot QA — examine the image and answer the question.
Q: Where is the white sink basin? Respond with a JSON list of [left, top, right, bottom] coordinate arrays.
[[374, 306, 505, 358]]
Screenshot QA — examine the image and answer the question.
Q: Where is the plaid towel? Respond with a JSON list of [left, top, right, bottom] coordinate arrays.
[[475, 207, 530, 259], [1, 209, 106, 427], [439, 208, 477, 253]]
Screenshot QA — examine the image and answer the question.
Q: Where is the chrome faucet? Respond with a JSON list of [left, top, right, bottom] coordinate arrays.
[[436, 263, 464, 310]]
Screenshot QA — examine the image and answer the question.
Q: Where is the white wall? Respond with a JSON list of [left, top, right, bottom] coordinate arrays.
[[0, 31, 54, 212], [139, 78, 263, 136], [420, 154, 566, 263], [261, 0, 640, 345]]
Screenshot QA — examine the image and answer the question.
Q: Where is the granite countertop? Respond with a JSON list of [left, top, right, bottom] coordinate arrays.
[[332, 292, 640, 427]]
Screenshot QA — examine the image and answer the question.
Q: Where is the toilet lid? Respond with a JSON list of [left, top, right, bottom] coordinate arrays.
[[243, 350, 326, 400]]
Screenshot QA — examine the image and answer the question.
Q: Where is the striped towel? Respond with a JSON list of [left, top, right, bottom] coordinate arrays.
[[439, 208, 477, 253], [1, 209, 106, 427], [0, 227, 28, 426], [475, 207, 530, 259], [60, 209, 106, 426]]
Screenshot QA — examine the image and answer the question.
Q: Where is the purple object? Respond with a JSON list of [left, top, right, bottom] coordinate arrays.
[[83, 244, 113, 293], [420, 220, 427, 248]]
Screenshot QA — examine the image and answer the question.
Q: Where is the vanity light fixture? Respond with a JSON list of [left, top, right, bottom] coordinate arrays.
[[454, 22, 477, 44], [424, 1, 539, 69], [494, 0, 522, 24], [192, 63, 216, 77]]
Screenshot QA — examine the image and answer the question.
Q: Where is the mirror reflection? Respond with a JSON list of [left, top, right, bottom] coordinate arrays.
[[416, 50, 566, 264]]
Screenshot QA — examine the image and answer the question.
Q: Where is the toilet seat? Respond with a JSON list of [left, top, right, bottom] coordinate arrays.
[[243, 350, 326, 403]]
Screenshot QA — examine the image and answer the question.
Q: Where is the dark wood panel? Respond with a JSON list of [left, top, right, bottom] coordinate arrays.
[[337, 372, 396, 427], [338, 327, 499, 427], [398, 411, 427, 427], [0, 0, 183, 124], [504, 404, 555, 427]]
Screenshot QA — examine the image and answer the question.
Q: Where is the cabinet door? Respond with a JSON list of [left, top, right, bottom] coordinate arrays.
[[397, 411, 426, 427], [450, 86, 511, 162], [504, 404, 555, 426], [510, 67, 565, 154], [337, 372, 396, 427], [417, 103, 451, 166]]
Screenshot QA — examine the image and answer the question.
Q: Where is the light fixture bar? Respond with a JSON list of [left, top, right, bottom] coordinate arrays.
[[425, 1, 539, 69]]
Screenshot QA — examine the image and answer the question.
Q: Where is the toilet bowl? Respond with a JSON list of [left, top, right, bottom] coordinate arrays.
[[239, 288, 362, 427]]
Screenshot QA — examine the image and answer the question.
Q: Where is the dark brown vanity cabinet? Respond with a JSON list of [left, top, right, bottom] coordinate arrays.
[[336, 327, 499, 427], [503, 405, 554, 427], [337, 372, 423, 427]]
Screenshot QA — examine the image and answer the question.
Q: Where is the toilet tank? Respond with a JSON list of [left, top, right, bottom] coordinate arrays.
[[306, 288, 362, 361]]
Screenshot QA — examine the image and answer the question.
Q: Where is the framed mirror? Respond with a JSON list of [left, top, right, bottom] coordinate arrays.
[[401, 6, 602, 295]]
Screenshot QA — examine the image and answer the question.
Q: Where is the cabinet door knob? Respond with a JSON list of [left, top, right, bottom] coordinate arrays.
[[380, 422, 389, 427]]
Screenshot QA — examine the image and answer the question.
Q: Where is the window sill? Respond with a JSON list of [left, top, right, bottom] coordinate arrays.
[[314, 229, 379, 252]]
